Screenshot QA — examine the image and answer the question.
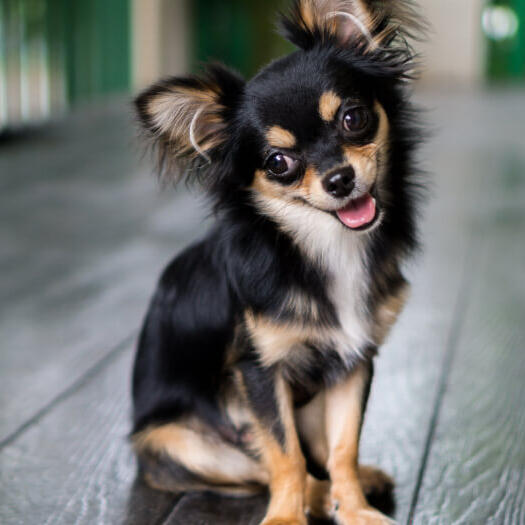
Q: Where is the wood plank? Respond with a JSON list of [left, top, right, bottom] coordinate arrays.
[[411, 155, 525, 521], [0, 98, 193, 302], [165, 493, 268, 525], [356, 90, 488, 523], [0, 346, 181, 525], [0, 100, 207, 443], [164, 489, 390, 524]]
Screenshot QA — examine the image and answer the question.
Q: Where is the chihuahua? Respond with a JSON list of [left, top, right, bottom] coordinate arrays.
[[132, 1, 425, 523]]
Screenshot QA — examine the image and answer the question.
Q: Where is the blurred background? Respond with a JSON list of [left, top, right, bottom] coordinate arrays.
[[1, 0, 525, 129], [1, 2, 525, 525]]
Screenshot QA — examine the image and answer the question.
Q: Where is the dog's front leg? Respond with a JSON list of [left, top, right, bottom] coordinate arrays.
[[326, 361, 394, 525], [238, 361, 307, 525]]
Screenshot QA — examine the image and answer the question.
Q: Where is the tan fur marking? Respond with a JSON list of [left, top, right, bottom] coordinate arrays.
[[373, 281, 410, 344], [326, 365, 372, 514], [296, 166, 333, 211], [343, 144, 378, 186], [306, 477, 331, 518], [266, 125, 297, 149], [296, 393, 328, 468], [285, 288, 320, 321], [372, 102, 390, 151], [299, 0, 340, 35], [299, 1, 316, 30], [245, 310, 341, 367], [148, 87, 218, 134], [260, 443, 306, 525], [319, 91, 342, 122], [245, 312, 308, 367], [251, 169, 287, 201], [222, 372, 254, 431], [133, 421, 265, 486], [343, 102, 390, 187], [353, 0, 376, 35], [245, 375, 307, 524], [147, 86, 226, 159], [245, 306, 369, 370], [292, 0, 425, 54], [301, 165, 317, 192]]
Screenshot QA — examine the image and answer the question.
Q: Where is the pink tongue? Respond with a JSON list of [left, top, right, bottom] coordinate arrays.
[[336, 194, 376, 229]]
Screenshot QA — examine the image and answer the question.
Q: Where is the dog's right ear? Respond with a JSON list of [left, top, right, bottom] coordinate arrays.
[[135, 64, 245, 178], [280, 0, 424, 53]]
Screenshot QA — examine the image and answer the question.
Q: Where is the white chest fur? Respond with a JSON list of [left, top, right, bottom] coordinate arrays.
[[324, 229, 372, 357], [263, 200, 374, 358]]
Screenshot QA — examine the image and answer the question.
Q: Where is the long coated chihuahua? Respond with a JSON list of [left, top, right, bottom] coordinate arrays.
[[132, 1, 425, 523]]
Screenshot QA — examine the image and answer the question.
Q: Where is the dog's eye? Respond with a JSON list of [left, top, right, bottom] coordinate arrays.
[[265, 153, 298, 177], [343, 107, 370, 133]]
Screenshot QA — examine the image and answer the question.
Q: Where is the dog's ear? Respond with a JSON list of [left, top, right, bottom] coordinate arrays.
[[135, 64, 244, 178], [280, 0, 424, 52]]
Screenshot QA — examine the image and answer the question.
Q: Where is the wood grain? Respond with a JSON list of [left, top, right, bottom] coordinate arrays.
[[357, 91, 485, 523], [165, 493, 268, 525], [0, 348, 181, 525], [411, 159, 525, 522], [0, 100, 206, 444]]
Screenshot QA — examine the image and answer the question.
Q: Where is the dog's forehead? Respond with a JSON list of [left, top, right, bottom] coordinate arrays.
[[253, 84, 322, 138], [249, 74, 324, 129], [245, 51, 368, 143]]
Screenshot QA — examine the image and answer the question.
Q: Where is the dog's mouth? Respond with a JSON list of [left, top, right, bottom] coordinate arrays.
[[333, 192, 379, 231], [292, 189, 382, 232]]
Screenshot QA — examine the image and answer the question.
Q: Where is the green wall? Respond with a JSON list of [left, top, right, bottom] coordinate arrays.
[[58, 0, 131, 103], [192, 0, 293, 78], [486, 0, 525, 80], [0, 0, 131, 127]]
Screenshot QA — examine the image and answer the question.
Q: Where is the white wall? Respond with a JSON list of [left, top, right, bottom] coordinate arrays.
[[132, 0, 190, 90], [417, 0, 485, 85]]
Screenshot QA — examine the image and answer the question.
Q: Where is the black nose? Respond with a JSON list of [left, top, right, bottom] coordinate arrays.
[[323, 167, 355, 198]]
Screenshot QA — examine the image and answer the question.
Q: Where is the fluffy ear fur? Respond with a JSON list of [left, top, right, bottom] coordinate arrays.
[[280, 0, 425, 52], [135, 64, 244, 180]]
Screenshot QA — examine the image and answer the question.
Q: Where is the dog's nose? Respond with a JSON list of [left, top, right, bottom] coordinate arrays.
[[323, 167, 355, 198]]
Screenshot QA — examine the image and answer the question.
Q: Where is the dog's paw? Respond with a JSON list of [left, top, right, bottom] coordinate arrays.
[[358, 465, 394, 497], [260, 518, 307, 525], [335, 506, 396, 525]]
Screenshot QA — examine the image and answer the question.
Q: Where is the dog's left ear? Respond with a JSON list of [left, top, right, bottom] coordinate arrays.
[[281, 0, 424, 51], [135, 64, 244, 179]]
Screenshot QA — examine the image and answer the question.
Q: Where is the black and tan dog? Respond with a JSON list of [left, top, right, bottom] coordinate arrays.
[[132, 1, 425, 523]]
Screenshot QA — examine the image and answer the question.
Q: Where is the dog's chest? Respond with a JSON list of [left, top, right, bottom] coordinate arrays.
[[250, 207, 374, 373], [282, 237, 373, 403], [294, 212, 373, 356], [284, 217, 373, 368], [324, 237, 372, 356]]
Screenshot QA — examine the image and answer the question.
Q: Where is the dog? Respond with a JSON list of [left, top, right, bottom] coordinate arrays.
[[131, 1, 425, 523]]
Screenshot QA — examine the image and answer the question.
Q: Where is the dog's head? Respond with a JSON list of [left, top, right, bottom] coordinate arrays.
[[136, 0, 424, 234]]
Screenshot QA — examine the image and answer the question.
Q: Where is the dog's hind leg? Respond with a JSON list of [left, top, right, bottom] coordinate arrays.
[[133, 420, 268, 496]]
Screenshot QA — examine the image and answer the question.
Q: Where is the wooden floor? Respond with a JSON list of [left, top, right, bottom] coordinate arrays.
[[1, 88, 524, 525]]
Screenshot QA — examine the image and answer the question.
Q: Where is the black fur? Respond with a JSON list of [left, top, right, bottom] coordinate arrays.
[[238, 358, 286, 447]]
